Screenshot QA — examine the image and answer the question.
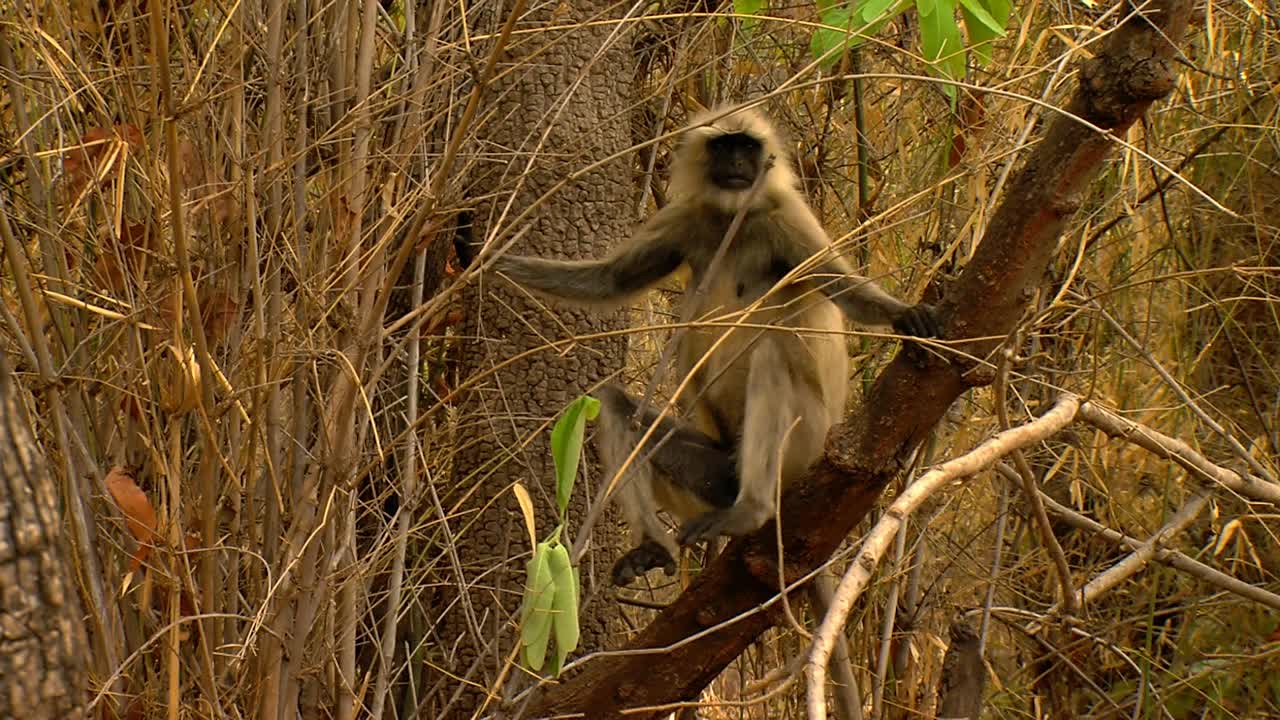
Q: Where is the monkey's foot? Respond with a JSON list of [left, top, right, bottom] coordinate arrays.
[[611, 540, 676, 586], [677, 506, 766, 547]]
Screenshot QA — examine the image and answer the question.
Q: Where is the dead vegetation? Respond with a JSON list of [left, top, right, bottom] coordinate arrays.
[[0, 0, 1277, 718]]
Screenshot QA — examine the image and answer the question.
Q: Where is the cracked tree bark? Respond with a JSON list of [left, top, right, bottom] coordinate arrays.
[[423, 2, 634, 716], [0, 356, 89, 719], [524, 0, 1193, 716]]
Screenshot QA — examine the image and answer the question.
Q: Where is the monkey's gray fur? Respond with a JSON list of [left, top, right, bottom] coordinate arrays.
[[492, 105, 939, 585]]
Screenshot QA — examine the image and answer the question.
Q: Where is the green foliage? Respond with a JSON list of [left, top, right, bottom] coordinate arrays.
[[808, 0, 1012, 99], [550, 394, 600, 517], [811, 0, 908, 64], [545, 543, 580, 673], [917, 0, 966, 99], [959, 0, 1011, 65], [519, 540, 557, 671], [519, 537, 582, 675], [517, 395, 599, 676]]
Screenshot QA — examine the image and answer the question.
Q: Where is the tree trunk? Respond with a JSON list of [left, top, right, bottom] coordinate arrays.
[[423, 2, 634, 716], [0, 356, 89, 719]]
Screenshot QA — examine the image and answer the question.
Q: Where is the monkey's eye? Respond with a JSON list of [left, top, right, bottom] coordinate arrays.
[[707, 133, 762, 157]]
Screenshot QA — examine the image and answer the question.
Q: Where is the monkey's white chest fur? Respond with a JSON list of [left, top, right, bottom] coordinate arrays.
[[675, 215, 850, 463]]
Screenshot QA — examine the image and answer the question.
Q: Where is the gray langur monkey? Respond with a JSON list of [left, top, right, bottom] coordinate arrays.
[[492, 105, 940, 585]]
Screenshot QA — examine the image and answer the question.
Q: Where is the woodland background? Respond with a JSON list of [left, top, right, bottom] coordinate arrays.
[[0, 0, 1278, 718]]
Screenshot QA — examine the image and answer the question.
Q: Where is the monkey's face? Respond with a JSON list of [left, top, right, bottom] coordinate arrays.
[[705, 132, 763, 191]]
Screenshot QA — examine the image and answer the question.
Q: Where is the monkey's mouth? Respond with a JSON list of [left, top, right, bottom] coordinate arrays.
[[720, 176, 754, 190]]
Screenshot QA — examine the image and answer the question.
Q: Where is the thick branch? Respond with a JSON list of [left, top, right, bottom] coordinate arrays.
[[525, 2, 1192, 716]]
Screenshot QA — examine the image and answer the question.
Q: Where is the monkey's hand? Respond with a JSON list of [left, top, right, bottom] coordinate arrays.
[[892, 302, 942, 338], [611, 539, 677, 586]]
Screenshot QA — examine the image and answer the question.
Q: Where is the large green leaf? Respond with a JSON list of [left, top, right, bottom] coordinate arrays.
[[957, 0, 1005, 34], [519, 542, 556, 671], [547, 543, 580, 675], [959, 0, 1009, 65], [811, 0, 914, 68], [859, 0, 903, 25], [550, 395, 600, 518], [811, 7, 859, 65], [918, 0, 966, 100]]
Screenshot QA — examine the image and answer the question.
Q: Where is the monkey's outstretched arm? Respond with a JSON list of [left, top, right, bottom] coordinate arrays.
[[810, 258, 941, 338], [491, 206, 689, 304], [776, 209, 940, 337]]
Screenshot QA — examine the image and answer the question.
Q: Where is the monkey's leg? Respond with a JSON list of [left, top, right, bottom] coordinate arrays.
[[595, 384, 736, 586], [678, 338, 825, 545]]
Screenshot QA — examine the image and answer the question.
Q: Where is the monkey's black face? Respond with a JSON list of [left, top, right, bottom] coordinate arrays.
[[706, 132, 763, 191]]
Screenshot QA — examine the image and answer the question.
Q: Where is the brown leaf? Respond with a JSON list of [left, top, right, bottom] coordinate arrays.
[[156, 343, 200, 415], [200, 291, 240, 345], [104, 466, 157, 569], [61, 125, 144, 199], [422, 308, 465, 337], [948, 134, 967, 169], [949, 92, 988, 168], [92, 221, 151, 294], [175, 137, 205, 190], [431, 374, 451, 398]]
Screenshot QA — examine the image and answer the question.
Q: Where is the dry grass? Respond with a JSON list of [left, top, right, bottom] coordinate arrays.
[[1, 0, 1277, 718]]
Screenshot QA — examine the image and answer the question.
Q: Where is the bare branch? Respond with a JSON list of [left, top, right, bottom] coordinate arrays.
[[1077, 402, 1280, 507], [805, 395, 1080, 720], [1035, 487, 1280, 612], [1028, 490, 1211, 627]]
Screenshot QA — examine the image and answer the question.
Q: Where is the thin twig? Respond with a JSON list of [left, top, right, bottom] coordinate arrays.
[[1033, 485, 1280, 612], [1076, 402, 1280, 506], [1086, 298, 1277, 485], [995, 346, 1078, 614]]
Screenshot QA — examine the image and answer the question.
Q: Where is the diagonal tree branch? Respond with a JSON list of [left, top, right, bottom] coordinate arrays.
[[526, 1, 1193, 716]]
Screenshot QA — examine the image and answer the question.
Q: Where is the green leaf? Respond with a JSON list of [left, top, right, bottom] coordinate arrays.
[[956, 0, 1005, 34], [547, 544, 580, 674], [978, 0, 1012, 25], [550, 395, 601, 518], [544, 650, 564, 677], [918, 0, 966, 100], [858, 0, 902, 25], [733, 0, 766, 14], [917, 0, 937, 18], [811, 8, 857, 66], [959, 0, 1009, 65], [519, 543, 556, 671], [811, 0, 912, 68]]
